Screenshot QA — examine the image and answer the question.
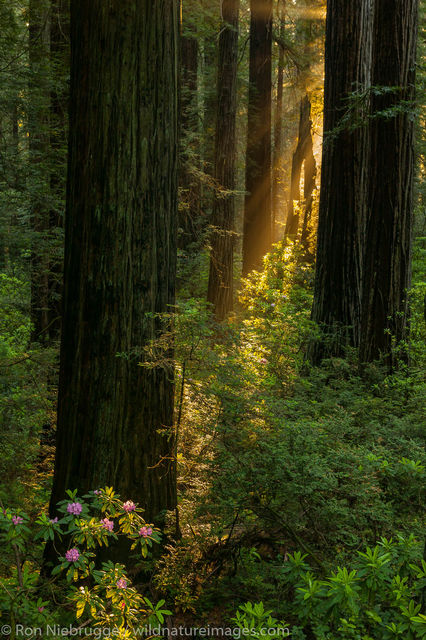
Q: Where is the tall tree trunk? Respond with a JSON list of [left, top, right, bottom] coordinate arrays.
[[300, 121, 317, 258], [207, 0, 240, 320], [9, 102, 21, 268], [29, 0, 50, 343], [242, 0, 273, 275], [360, 0, 418, 366], [48, 0, 69, 340], [12, 101, 21, 191], [272, 0, 285, 242], [284, 95, 315, 240], [179, 0, 201, 249], [310, 0, 373, 362], [49, 0, 179, 530], [201, 4, 219, 190]]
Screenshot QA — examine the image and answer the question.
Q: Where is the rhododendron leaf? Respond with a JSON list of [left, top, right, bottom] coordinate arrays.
[[76, 601, 85, 619]]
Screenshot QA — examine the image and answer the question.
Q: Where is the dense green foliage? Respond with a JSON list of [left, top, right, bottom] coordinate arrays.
[[151, 243, 425, 623], [0, 487, 170, 633]]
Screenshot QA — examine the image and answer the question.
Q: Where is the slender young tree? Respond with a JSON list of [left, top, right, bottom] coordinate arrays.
[[179, 0, 201, 249], [284, 94, 316, 240], [310, 0, 373, 361], [48, 0, 69, 339], [29, 0, 50, 343], [242, 0, 273, 275], [360, 0, 418, 365], [300, 104, 317, 257], [272, 0, 285, 241], [201, 1, 219, 188], [281, 9, 319, 249], [49, 1, 179, 525], [207, 0, 240, 320]]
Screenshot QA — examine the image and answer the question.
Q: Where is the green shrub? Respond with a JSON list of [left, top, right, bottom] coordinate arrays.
[[277, 536, 426, 639], [0, 487, 171, 635]]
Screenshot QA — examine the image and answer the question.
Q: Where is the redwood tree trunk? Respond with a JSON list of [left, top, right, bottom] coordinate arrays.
[[360, 0, 418, 365], [310, 0, 373, 361], [207, 0, 240, 320], [49, 1, 178, 525], [242, 0, 273, 275]]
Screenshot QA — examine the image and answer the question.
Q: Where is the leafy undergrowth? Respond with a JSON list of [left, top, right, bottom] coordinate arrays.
[[0, 273, 56, 512], [156, 242, 426, 632], [0, 487, 170, 633], [0, 244, 425, 639]]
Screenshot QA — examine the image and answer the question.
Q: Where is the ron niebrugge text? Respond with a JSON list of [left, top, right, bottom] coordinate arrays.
[[3, 625, 291, 638]]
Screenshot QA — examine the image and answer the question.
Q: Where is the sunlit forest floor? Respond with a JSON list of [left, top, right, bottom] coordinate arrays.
[[1, 238, 425, 636]]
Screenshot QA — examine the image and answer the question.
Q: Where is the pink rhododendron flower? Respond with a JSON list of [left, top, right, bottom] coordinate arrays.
[[38, 607, 44, 613], [67, 502, 82, 515], [93, 490, 101, 495], [101, 518, 114, 531], [259, 358, 268, 364], [65, 548, 80, 562], [116, 578, 127, 589], [12, 515, 23, 525], [139, 526, 153, 537], [50, 517, 58, 524], [122, 501, 136, 512]]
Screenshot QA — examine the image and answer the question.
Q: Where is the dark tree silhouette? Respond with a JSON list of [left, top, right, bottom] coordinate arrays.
[[310, 0, 373, 361], [49, 1, 179, 528], [242, 0, 273, 275], [207, 0, 240, 320], [360, 0, 418, 365]]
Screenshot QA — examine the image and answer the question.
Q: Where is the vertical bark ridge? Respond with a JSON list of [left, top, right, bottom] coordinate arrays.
[[310, 0, 373, 361], [50, 0, 179, 526], [360, 0, 418, 365]]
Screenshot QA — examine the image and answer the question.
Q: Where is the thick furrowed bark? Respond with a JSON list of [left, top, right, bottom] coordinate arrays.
[[49, 2, 179, 534]]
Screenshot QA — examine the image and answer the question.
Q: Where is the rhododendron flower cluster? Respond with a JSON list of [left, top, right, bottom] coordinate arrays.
[[67, 502, 82, 515], [65, 548, 80, 562], [116, 578, 127, 589], [0, 487, 167, 633], [101, 518, 114, 531]]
